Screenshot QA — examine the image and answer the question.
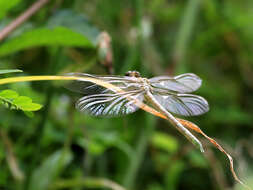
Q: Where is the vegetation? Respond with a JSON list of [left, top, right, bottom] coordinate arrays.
[[0, 0, 253, 190]]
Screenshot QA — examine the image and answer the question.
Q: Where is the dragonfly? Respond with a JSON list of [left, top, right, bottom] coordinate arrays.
[[65, 71, 209, 151]]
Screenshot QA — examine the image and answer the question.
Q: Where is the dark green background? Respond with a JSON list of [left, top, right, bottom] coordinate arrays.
[[0, 0, 252, 190]]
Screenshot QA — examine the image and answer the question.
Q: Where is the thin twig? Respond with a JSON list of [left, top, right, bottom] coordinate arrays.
[[0, 0, 50, 42]]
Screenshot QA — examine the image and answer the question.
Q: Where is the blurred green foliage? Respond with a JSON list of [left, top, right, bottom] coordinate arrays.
[[0, 69, 22, 74], [0, 0, 253, 190]]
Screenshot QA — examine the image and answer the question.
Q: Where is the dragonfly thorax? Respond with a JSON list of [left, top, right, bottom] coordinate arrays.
[[139, 78, 151, 92]]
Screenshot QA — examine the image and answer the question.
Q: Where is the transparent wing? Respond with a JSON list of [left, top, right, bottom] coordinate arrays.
[[152, 93, 209, 116], [64, 73, 139, 95], [149, 73, 202, 93], [76, 90, 144, 116], [64, 73, 144, 117]]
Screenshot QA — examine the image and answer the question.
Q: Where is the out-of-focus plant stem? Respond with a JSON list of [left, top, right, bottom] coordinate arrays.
[[0, 128, 24, 182], [50, 177, 126, 190], [122, 0, 152, 189], [135, 0, 143, 29], [172, 0, 201, 73], [23, 48, 61, 190], [120, 0, 143, 73], [56, 101, 76, 178], [123, 114, 155, 189]]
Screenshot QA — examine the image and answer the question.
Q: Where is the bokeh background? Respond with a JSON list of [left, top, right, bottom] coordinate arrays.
[[0, 0, 253, 190]]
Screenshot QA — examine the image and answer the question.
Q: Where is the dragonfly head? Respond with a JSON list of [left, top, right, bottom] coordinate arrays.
[[125, 71, 141, 78]]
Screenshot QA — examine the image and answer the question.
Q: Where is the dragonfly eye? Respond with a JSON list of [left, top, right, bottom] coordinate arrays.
[[125, 71, 131, 76], [125, 71, 141, 77], [134, 71, 141, 77]]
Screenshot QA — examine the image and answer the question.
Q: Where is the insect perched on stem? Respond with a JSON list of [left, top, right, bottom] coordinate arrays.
[[65, 71, 209, 151]]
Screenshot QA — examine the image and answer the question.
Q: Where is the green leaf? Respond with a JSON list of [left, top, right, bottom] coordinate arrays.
[[151, 132, 179, 153], [12, 96, 42, 111], [28, 150, 73, 190], [0, 69, 23, 75], [0, 0, 21, 19], [0, 26, 94, 57], [0, 89, 19, 99], [0, 89, 43, 112]]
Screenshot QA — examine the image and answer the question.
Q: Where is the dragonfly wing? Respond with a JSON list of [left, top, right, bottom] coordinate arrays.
[[149, 73, 202, 93], [152, 93, 209, 116], [64, 73, 138, 95], [76, 91, 144, 117], [64, 73, 144, 117]]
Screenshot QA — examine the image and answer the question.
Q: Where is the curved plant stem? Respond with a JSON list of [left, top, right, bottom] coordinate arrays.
[[0, 76, 73, 85]]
